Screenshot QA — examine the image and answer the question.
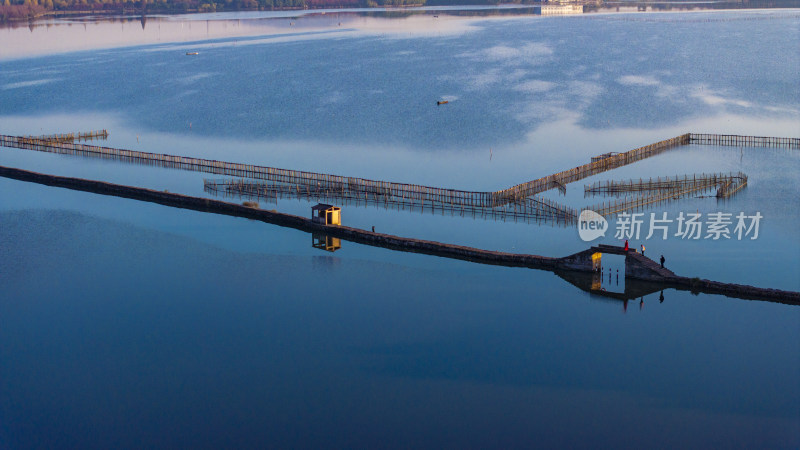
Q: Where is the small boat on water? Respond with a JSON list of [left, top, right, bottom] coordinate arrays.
[[437, 100, 449, 105], [186, 52, 199, 56]]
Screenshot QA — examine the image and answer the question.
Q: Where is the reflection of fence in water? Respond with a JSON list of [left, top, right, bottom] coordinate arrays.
[[203, 178, 578, 224]]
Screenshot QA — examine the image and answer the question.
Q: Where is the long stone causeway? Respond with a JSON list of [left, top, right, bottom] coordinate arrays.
[[1, 164, 797, 305]]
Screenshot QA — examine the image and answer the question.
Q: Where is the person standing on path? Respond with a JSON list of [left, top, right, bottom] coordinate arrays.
[[660, 255, 665, 268], [641, 244, 645, 255]]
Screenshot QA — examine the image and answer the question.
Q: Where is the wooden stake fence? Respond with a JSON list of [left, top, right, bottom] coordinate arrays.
[[0, 131, 793, 224], [587, 172, 749, 217], [1, 133, 498, 208], [585, 172, 747, 198], [494, 134, 692, 203], [689, 134, 799, 149], [204, 178, 577, 224], [21, 130, 109, 144]]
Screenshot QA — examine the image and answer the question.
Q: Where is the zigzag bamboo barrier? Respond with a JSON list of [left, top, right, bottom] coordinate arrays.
[[203, 178, 575, 223], [0, 133, 578, 223], [0, 133, 494, 208], [495, 134, 692, 202], [587, 172, 749, 217], [0, 132, 794, 224], [20, 130, 109, 144], [585, 172, 747, 198], [689, 134, 798, 148]]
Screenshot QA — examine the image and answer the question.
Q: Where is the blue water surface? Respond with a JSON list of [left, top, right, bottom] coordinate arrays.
[[0, 8, 799, 449]]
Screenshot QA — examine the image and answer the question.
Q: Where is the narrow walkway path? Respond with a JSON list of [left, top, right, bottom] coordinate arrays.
[[626, 251, 678, 278]]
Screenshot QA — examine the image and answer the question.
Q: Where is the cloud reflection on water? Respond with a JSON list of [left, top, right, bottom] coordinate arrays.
[[0, 10, 797, 154]]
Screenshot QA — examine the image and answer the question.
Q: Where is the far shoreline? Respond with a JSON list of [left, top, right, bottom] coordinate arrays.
[[3, 0, 800, 25]]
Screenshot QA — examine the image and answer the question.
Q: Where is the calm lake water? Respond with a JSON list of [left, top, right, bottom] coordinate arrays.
[[1, 7, 799, 448]]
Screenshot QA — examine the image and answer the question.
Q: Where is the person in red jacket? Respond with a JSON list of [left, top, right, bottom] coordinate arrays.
[[624, 240, 629, 251]]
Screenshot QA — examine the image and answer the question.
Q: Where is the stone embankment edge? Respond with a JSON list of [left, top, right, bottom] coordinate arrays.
[[0, 165, 560, 269], [667, 276, 800, 304]]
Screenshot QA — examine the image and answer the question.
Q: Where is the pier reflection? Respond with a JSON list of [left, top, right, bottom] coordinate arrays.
[[556, 270, 667, 303], [312, 233, 341, 253]]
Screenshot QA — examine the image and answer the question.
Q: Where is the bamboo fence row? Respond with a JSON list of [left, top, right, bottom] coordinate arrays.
[[584, 172, 747, 198], [495, 134, 692, 202], [20, 130, 108, 144], [689, 134, 798, 148], [604, 12, 800, 24], [0, 132, 793, 224], [587, 172, 748, 217], [203, 178, 577, 224]]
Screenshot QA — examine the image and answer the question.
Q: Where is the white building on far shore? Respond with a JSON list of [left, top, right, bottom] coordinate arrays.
[[541, 4, 585, 15]]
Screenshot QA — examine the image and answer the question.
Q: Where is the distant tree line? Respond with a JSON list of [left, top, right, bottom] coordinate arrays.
[[0, 1, 45, 21], [0, 0, 430, 21], [3, 0, 797, 22]]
